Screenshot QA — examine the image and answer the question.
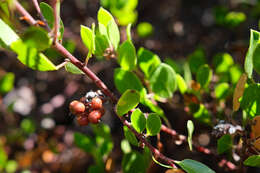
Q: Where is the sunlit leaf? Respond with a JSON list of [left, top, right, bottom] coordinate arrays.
[[0, 19, 19, 47], [117, 40, 137, 71], [131, 109, 146, 133], [0, 72, 15, 94], [214, 82, 229, 100], [187, 120, 194, 151], [244, 155, 260, 167]]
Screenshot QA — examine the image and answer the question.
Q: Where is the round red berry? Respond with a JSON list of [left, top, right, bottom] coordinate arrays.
[[69, 100, 85, 115], [91, 97, 103, 110], [88, 110, 102, 124], [77, 115, 89, 126]]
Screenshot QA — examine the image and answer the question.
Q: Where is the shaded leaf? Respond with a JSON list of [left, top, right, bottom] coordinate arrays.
[[196, 64, 212, 88], [116, 89, 140, 116], [122, 151, 146, 173], [188, 48, 206, 74], [244, 155, 260, 167], [146, 113, 161, 136], [123, 126, 138, 146], [175, 159, 215, 173], [213, 53, 234, 74], [217, 134, 232, 154], [74, 132, 94, 152]]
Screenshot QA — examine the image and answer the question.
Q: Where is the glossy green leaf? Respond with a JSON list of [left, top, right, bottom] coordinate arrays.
[[217, 134, 232, 154], [244, 155, 260, 167], [22, 27, 51, 51], [11, 40, 57, 71], [188, 48, 206, 74], [175, 159, 215, 173], [65, 62, 83, 74], [245, 29, 260, 78], [121, 139, 132, 154], [114, 68, 144, 94], [5, 160, 18, 173], [94, 34, 109, 57], [0, 19, 19, 47], [176, 74, 187, 94], [149, 63, 177, 98], [214, 82, 229, 99], [123, 126, 138, 146], [80, 25, 95, 58], [213, 53, 234, 74], [137, 22, 154, 38], [74, 132, 94, 152], [118, 40, 137, 71], [107, 20, 120, 50], [137, 47, 161, 78], [98, 7, 114, 27], [122, 151, 146, 173], [240, 83, 260, 118], [0, 72, 15, 94], [187, 120, 194, 151], [253, 44, 260, 75], [146, 113, 161, 136], [131, 109, 146, 133], [196, 64, 212, 88], [116, 89, 140, 116]]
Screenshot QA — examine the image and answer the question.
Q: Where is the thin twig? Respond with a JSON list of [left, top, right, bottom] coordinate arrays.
[[32, 0, 51, 32], [52, 0, 60, 43]]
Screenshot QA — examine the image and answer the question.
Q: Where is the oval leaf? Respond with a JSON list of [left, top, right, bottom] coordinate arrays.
[[107, 20, 120, 50], [217, 134, 232, 154], [65, 62, 84, 74], [146, 113, 161, 136], [196, 64, 212, 88], [137, 47, 161, 78], [176, 74, 187, 94], [175, 159, 215, 173], [187, 120, 194, 151], [149, 63, 177, 98], [117, 40, 137, 71], [98, 7, 114, 27], [215, 82, 229, 100], [213, 53, 234, 74], [233, 73, 247, 111], [131, 109, 146, 133], [188, 48, 206, 74], [11, 40, 57, 71], [244, 155, 260, 167], [80, 25, 95, 58], [0, 72, 15, 94], [116, 89, 140, 116], [123, 126, 138, 146]]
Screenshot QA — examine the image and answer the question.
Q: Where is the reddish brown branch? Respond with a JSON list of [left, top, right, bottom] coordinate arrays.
[[32, 0, 51, 32], [52, 0, 60, 43]]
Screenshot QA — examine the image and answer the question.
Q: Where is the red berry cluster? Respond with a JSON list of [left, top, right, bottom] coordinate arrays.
[[69, 96, 105, 126]]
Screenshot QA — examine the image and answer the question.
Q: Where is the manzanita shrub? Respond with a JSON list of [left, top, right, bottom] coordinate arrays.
[[1, 0, 260, 172]]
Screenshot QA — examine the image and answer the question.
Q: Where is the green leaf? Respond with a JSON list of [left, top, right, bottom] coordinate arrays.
[[176, 74, 187, 94], [188, 47, 206, 74], [116, 89, 140, 116], [175, 159, 215, 173], [252, 44, 260, 75], [122, 151, 146, 173], [184, 62, 192, 85], [5, 160, 18, 173], [0, 19, 19, 47], [229, 65, 243, 84], [214, 82, 229, 100], [80, 25, 95, 58], [146, 113, 161, 136], [114, 68, 144, 94], [0, 72, 15, 94], [240, 83, 260, 118], [94, 34, 110, 57], [121, 139, 132, 154], [213, 53, 234, 74], [22, 27, 51, 51], [126, 24, 132, 41], [117, 40, 137, 71], [149, 63, 176, 98], [137, 22, 154, 38], [74, 132, 94, 152], [107, 20, 120, 50], [225, 11, 246, 27], [131, 109, 146, 133], [187, 120, 194, 151], [0, 147, 7, 171], [244, 155, 260, 167], [40, 2, 54, 28], [217, 134, 232, 154], [123, 126, 138, 146], [11, 40, 57, 71], [40, 2, 64, 40], [196, 64, 212, 88], [98, 7, 114, 27], [20, 118, 35, 134], [165, 58, 182, 74], [245, 29, 260, 78], [88, 164, 105, 173], [141, 98, 164, 116], [137, 47, 161, 78], [65, 62, 84, 74]]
